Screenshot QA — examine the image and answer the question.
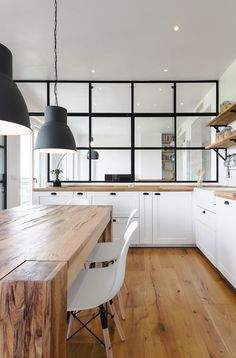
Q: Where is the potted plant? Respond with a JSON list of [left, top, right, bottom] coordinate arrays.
[[51, 168, 63, 187]]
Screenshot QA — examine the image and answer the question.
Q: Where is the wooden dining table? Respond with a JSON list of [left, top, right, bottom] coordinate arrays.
[[0, 204, 112, 357]]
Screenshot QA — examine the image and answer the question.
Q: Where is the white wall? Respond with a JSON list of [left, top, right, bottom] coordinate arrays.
[[7, 137, 21, 208], [218, 58, 236, 185]]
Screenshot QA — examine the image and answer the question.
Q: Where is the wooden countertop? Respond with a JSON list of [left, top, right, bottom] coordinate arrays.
[[215, 191, 236, 201], [0, 204, 112, 281], [33, 185, 197, 192]]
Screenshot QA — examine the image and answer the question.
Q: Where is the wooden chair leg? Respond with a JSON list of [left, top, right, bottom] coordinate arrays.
[[123, 280, 129, 294], [109, 301, 125, 342], [117, 291, 126, 320], [99, 305, 113, 358]]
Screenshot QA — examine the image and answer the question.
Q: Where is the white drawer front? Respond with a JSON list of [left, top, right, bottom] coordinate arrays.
[[195, 205, 216, 230], [90, 192, 139, 217]]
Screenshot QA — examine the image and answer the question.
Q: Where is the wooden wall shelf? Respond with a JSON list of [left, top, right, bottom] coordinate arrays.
[[207, 102, 236, 127], [206, 132, 236, 149]]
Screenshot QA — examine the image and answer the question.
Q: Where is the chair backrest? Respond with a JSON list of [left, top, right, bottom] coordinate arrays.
[[67, 197, 90, 205], [125, 208, 138, 230], [109, 220, 138, 298]]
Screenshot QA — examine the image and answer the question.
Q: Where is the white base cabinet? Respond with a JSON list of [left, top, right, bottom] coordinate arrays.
[[33, 191, 73, 205], [153, 192, 193, 245], [139, 192, 153, 244], [194, 206, 216, 266], [216, 197, 236, 288]]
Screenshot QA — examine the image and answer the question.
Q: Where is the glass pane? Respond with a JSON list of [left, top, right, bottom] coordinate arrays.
[[0, 183, 4, 209], [17, 82, 47, 112], [92, 117, 131, 147], [68, 117, 89, 147], [135, 150, 175, 181], [91, 150, 131, 181], [176, 116, 214, 147], [50, 83, 89, 112], [176, 83, 216, 113], [49, 151, 89, 181], [177, 150, 216, 181], [92, 83, 131, 112], [134, 83, 174, 113], [0, 136, 5, 146], [135, 117, 174, 147], [0, 148, 5, 181], [20, 134, 32, 205], [33, 126, 47, 188]]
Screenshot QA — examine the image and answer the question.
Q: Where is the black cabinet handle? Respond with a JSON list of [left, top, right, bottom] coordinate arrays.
[[51, 192, 57, 195], [224, 201, 229, 205], [202, 210, 206, 214], [77, 192, 84, 195], [154, 193, 160, 195], [113, 219, 117, 222], [143, 192, 149, 195], [110, 192, 116, 195]]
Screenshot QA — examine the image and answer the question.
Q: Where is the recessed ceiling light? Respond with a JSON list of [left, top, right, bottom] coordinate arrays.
[[174, 25, 180, 31], [180, 102, 184, 106], [164, 69, 168, 73], [91, 69, 96, 73]]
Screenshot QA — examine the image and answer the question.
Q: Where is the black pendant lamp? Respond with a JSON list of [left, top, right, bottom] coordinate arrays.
[[87, 137, 99, 160], [0, 44, 31, 135], [35, 0, 76, 153]]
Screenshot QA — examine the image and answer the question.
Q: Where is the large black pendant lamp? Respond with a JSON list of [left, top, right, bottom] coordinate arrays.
[[35, 0, 76, 153], [0, 44, 31, 135]]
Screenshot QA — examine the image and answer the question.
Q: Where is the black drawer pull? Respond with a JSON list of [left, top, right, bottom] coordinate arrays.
[[143, 192, 149, 195], [110, 192, 116, 195], [77, 192, 84, 195], [154, 193, 160, 195], [113, 219, 117, 222], [51, 192, 57, 195], [224, 201, 229, 205], [202, 210, 206, 214]]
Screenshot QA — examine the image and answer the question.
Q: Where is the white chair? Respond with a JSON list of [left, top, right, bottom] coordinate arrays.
[[67, 221, 138, 358], [86, 208, 138, 319], [67, 197, 90, 205]]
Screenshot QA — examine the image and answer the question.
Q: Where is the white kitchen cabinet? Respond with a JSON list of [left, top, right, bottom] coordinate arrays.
[[32, 191, 73, 205], [139, 192, 153, 244], [88, 192, 139, 217], [112, 217, 139, 244], [153, 192, 193, 245], [216, 197, 236, 288], [194, 206, 216, 265]]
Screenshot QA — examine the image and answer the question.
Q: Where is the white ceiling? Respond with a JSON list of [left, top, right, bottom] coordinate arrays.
[[1, 0, 236, 80]]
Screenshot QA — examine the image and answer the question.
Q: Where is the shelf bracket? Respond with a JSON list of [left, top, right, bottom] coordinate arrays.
[[213, 148, 227, 161]]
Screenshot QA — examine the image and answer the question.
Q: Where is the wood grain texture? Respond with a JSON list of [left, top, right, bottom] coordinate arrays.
[[207, 102, 236, 127], [0, 205, 112, 357], [215, 191, 236, 200], [33, 185, 196, 192], [67, 248, 236, 358], [0, 261, 67, 358]]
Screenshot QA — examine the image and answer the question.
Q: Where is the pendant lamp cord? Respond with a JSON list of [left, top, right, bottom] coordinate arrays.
[[54, 0, 58, 106]]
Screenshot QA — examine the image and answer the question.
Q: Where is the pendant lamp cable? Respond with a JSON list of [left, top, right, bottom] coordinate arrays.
[[54, 0, 58, 106]]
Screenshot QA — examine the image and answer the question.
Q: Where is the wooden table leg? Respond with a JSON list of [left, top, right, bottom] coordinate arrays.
[[0, 260, 67, 358]]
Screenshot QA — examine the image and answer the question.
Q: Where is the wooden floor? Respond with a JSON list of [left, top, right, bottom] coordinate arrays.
[[67, 248, 236, 358]]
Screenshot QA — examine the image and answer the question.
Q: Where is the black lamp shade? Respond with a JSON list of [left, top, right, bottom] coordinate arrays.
[[87, 149, 99, 160], [0, 43, 31, 135], [35, 105, 76, 153]]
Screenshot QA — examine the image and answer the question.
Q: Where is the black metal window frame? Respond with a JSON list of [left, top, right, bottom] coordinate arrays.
[[15, 79, 219, 183], [0, 136, 7, 208]]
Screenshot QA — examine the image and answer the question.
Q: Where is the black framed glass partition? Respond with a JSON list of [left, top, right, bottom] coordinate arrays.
[[15, 80, 219, 183], [0, 136, 6, 208]]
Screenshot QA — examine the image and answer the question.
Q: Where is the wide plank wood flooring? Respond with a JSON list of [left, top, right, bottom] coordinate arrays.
[[67, 248, 236, 358]]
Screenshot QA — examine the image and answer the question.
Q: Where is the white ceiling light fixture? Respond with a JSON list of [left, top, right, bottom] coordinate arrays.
[[174, 25, 180, 31], [91, 69, 96, 73]]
